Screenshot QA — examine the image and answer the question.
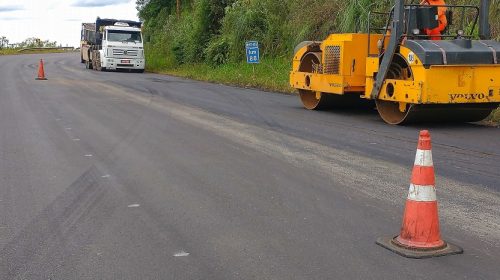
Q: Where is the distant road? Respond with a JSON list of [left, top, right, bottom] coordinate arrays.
[[0, 53, 499, 279]]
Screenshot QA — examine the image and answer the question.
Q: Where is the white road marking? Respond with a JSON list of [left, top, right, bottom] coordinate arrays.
[[65, 128, 72, 130], [174, 251, 189, 257], [127, 204, 140, 208], [101, 174, 110, 178], [72, 138, 80, 141], [84, 154, 93, 157]]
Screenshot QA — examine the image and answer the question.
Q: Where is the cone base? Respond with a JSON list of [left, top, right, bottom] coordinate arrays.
[[376, 236, 463, 259], [35, 78, 47, 80]]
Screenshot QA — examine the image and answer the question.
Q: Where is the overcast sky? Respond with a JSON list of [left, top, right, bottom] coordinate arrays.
[[0, 0, 139, 47]]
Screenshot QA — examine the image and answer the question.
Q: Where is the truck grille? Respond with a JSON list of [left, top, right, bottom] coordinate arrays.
[[112, 49, 139, 57]]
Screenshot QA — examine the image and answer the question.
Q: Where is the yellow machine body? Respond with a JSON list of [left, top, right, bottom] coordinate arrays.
[[366, 46, 500, 104], [291, 33, 500, 103], [290, 33, 500, 124], [291, 34, 381, 95]]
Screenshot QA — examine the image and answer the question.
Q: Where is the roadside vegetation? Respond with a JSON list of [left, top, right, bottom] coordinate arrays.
[[0, 48, 74, 56], [0, 36, 72, 56], [137, 0, 499, 83], [486, 108, 500, 123]]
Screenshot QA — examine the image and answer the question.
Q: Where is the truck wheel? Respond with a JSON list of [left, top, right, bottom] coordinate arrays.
[[94, 52, 104, 71]]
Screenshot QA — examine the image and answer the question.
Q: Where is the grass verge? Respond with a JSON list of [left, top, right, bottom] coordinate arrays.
[[485, 108, 500, 125], [147, 57, 293, 94]]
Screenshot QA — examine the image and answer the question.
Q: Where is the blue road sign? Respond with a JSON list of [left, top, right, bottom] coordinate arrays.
[[245, 41, 260, 64]]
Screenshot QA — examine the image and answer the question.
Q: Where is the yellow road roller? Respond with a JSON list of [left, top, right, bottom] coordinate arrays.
[[290, 0, 500, 124]]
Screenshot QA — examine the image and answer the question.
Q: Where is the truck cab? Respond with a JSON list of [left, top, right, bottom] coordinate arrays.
[[81, 18, 145, 72], [101, 24, 145, 72]]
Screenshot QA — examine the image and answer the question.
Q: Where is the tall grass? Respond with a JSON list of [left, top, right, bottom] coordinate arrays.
[[148, 54, 292, 93], [140, 0, 499, 68], [338, 0, 392, 32]]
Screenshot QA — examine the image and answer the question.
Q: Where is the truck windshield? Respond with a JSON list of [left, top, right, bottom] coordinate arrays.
[[107, 30, 142, 43]]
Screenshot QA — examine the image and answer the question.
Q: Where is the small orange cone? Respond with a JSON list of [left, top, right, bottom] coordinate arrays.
[[376, 130, 463, 258], [35, 59, 47, 80]]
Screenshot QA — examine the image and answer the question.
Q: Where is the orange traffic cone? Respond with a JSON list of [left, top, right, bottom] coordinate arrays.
[[376, 130, 463, 258], [35, 59, 47, 80]]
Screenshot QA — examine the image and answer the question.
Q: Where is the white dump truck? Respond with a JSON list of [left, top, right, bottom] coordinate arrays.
[[80, 17, 145, 72]]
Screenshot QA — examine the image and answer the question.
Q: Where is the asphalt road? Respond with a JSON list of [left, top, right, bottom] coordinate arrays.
[[0, 52, 499, 279]]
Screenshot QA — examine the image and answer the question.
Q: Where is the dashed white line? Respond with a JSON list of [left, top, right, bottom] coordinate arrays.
[[173, 251, 189, 257], [127, 204, 140, 208], [84, 154, 93, 157]]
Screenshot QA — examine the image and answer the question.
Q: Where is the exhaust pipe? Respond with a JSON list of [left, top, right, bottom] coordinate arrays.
[[479, 0, 490, 39]]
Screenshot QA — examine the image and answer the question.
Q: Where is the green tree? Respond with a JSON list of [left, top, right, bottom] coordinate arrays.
[[0, 36, 9, 49]]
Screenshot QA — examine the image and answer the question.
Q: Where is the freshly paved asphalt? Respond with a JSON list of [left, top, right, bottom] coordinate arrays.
[[0, 52, 499, 279]]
